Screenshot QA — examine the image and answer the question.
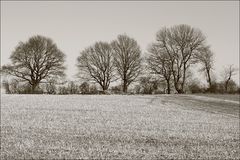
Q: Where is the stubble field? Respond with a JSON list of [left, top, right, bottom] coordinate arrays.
[[1, 94, 239, 159]]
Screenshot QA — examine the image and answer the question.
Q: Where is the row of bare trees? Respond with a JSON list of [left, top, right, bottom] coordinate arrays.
[[1, 34, 142, 94], [148, 24, 213, 94], [77, 35, 141, 93], [1, 24, 238, 94]]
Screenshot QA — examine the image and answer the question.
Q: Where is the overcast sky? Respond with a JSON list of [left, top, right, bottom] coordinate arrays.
[[1, 1, 239, 84]]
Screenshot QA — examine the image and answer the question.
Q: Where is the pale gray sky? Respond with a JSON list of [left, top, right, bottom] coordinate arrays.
[[1, 1, 239, 84]]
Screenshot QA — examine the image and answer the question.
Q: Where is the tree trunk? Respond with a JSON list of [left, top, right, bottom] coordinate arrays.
[[172, 69, 185, 94], [101, 85, 108, 94], [180, 84, 185, 94], [206, 69, 212, 89], [174, 82, 184, 94], [180, 64, 187, 94], [176, 86, 184, 94], [174, 82, 179, 93], [31, 83, 38, 94], [177, 88, 184, 94], [225, 80, 229, 93], [166, 80, 171, 94], [123, 81, 128, 93]]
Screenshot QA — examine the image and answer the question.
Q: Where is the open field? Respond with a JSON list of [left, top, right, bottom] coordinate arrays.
[[1, 94, 239, 159]]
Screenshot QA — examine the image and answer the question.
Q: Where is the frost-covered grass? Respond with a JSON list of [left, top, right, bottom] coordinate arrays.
[[1, 94, 239, 159]]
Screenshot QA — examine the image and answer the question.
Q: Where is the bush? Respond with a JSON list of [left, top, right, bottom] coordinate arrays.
[[110, 85, 122, 94], [188, 83, 203, 94], [2, 79, 43, 94], [58, 86, 69, 95], [79, 82, 90, 94], [46, 81, 57, 94], [205, 83, 219, 93], [89, 84, 98, 94], [68, 81, 79, 94], [226, 80, 238, 94], [2, 80, 11, 94]]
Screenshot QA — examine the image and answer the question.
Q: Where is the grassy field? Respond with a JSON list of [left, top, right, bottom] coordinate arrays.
[[1, 94, 239, 159]]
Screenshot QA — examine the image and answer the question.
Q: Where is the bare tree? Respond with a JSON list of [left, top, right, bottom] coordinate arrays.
[[111, 34, 142, 93], [155, 24, 206, 93], [196, 46, 214, 89], [223, 65, 238, 93], [77, 42, 115, 92], [2, 35, 66, 93], [147, 43, 172, 94]]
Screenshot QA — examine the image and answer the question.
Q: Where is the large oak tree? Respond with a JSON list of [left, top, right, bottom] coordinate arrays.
[[77, 42, 115, 92], [2, 35, 66, 93], [111, 34, 142, 93]]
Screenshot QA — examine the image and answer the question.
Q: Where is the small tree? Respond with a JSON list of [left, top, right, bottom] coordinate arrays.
[[134, 85, 141, 94], [111, 34, 142, 93], [222, 65, 238, 93], [2, 35, 66, 93], [46, 79, 57, 94], [196, 46, 214, 90], [10, 79, 19, 94]]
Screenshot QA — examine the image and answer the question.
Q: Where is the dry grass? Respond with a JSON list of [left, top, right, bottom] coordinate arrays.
[[1, 94, 239, 159]]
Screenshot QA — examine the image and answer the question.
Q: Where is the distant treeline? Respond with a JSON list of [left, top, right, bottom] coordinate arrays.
[[1, 24, 239, 94], [2, 77, 239, 95]]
